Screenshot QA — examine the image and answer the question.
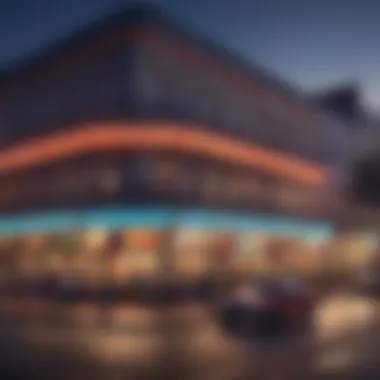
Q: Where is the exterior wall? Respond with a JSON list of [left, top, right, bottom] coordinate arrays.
[[0, 9, 373, 293], [0, 14, 355, 228], [0, 18, 351, 172], [0, 150, 325, 219], [131, 32, 351, 167], [0, 43, 133, 145], [0, 211, 376, 284]]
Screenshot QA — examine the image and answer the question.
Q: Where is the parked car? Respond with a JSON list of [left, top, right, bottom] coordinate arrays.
[[217, 276, 316, 338]]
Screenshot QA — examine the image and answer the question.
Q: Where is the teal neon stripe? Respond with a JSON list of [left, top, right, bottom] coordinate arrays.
[[0, 207, 333, 241]]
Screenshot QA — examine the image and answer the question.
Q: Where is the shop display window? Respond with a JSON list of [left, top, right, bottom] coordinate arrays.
[[173, 228, 210, 276]]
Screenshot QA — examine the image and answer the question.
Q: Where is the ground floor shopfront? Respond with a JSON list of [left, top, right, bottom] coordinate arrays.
[[0, 207, 376, 287]]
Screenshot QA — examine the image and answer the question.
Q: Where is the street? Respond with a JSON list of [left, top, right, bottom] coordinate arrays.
[[0, 293, 380, 379]]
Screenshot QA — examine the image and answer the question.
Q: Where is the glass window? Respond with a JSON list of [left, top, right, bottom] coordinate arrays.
[[208, 231, 236, 266], [117, 249, 159, 278], [114, 229, 161, 278], [98, 167, 122, 195], [127, 229, 161, 251], [85, 228, 109, 252], [234, 232, 268, 274], [44, 232, 84, 270], [236, 233, 267, 260], [202, 173, 220, 203], [139, 63, 161, 106], [173, 228, 209, 275]]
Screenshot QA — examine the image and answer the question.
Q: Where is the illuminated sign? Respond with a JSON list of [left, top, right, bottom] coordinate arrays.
[[0, 124, 325, 186]]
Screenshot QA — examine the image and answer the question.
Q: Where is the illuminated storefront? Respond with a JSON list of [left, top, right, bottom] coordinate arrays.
[[0, 7, 361, 287], [0, 208, 343, 282]]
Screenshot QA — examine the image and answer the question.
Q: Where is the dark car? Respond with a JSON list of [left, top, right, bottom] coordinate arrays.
[[218, 277, 315, 338]]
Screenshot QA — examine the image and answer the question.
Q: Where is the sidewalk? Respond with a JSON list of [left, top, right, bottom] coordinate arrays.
[[0, 297, 212, 331], [0, 304, 237, 372]]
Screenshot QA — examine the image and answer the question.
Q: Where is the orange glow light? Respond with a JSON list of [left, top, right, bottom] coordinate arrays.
[[0, 122, 327, 187]]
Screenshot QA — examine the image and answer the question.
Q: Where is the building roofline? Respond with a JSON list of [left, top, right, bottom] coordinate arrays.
[[0, 4, 348, 127], [153, 14, 305, 101], [0, 4, 161, 86], [2, 5, 308, 106]]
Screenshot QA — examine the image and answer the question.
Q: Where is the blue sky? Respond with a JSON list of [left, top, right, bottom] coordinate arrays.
[[1, 0, 380, 110]]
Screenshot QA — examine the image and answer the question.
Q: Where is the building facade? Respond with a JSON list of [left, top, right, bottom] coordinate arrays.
[[0, 7, 373, 284]]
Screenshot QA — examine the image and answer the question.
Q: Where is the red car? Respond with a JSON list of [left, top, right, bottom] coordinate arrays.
[[218, 277, 315, 337]]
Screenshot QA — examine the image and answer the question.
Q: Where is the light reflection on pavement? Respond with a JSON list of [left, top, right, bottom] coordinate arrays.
[[0, 294, 380, 379]]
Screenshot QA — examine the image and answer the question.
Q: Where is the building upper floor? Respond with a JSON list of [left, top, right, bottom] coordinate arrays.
[[0, 5, 352, 168], [0, 121, 329, 218]]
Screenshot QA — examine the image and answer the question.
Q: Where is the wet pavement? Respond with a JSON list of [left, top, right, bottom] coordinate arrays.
[[0, 293, 380, 379]]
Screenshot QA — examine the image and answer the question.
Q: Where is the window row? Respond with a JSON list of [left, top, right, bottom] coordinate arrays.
[[0, 155, 324, 217], [0, 49, 129, 142], [134, 45, 332, 163], [0, 227, 375, 281]]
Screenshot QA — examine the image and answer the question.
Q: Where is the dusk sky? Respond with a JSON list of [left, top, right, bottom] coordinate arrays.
[[1, 0, 380, 110]]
